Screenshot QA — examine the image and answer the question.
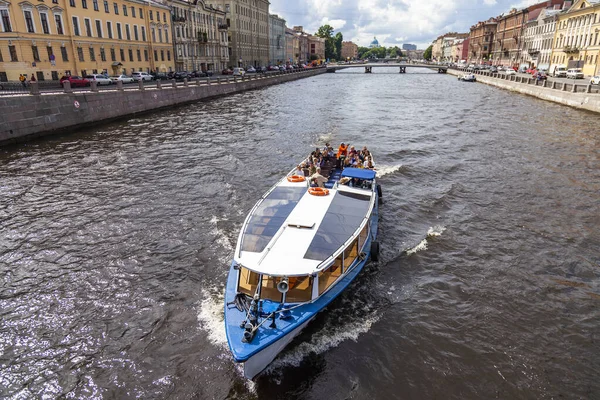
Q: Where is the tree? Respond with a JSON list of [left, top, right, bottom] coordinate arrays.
[[334, 32, 343, 60], [357, 46, 370, 59], [423, 45, 433, 60], [315, 24, 336, 60]]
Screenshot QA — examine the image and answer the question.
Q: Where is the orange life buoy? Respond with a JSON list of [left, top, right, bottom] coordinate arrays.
[[287, 175, 306, 183], [308, 187, 330, 196]]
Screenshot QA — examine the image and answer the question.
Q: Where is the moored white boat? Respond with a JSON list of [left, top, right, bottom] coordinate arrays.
[[224, 149, 382, 379], [458, 74, 477, 82]]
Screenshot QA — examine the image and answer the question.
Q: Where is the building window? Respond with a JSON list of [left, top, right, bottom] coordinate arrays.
[[144, 49, 148, 61], [100, 47, 106, 61], [106, 21, 112, 38], [165, 29, 168, 43], [156, 11, 159, 20], [104, 0, 108, 12], [154, 49, 157, 61], [1, 9, 11, 32], [32, 45, 40, 61], [167, 50, 170, 61], [163, 12, 166, 22], [72, 16, 80, 35], [158, 27, 162, 42], [108, 47, 115, 61], [136, 49, 141, 61], [77, 46, 84, 61], [128, 48, 133, 61], [61, 46, 68, 61], [40, 13, 50, 34], [93, 0, 98, 11], [95, 20, 102, 37], [89, 47, 95, 61], [116, 22, 122, 39], [122, 5, 127, 16], [151, 27, 155, 41], [160, 49, 164, 61], [141, 26, 145, 41], [69, 0, 75, 6], [125, 24, 130, 40], [82, 0, 87, 9], [46, 45, 53, 59], [131, 6, 135, 18], [149, 10, 152, 20], [113, 2, 118, 14], [133, 25, 138, 40], [139, 8, 142, 19], [9, 45, 17, 61], [84, 18, 92, 36], [24, 10, 35, 33], [120, 48, 125, 61]]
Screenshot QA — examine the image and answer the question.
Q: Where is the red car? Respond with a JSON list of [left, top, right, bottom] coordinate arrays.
[[221, 68, 233, 75], [526, 68, 536, 74], [60, 76, 90, 87]]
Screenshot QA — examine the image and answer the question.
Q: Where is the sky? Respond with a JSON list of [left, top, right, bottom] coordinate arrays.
[[269, 0, 545, 49]]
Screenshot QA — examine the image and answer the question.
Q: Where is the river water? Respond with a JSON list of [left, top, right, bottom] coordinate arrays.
[[1, 68, 599, 399]]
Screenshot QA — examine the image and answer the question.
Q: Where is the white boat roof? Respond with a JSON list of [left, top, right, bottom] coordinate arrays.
[[233, 175, 375, 276]]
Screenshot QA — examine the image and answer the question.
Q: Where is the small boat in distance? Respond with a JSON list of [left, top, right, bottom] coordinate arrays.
[[224, 147, 382, 379], [458, 74, 477, 82]]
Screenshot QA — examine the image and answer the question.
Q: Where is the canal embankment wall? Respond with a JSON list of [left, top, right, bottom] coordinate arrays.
[[447, 68, 600, 114], [0, 69, 326, 146]]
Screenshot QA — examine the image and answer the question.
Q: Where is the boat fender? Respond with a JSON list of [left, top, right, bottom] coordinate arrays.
[[308, 187, 330, 196], [287, 175, 306, 183], [370, 241, 380, 262], [377, 184, 383, 198]]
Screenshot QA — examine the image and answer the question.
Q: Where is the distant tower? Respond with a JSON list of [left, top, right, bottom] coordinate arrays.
[[369, 37, 380, 48]]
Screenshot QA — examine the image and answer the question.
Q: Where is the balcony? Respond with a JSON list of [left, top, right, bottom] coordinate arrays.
[[563, 45, 580, 54], [528, 48, 539, 55], [172, 16, 186, 23], [218, 23, 228, 30]]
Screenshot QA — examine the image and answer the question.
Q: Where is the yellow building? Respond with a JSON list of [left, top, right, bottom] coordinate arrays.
[[0, 0, 174, 82], [551, 0, 600, 77]]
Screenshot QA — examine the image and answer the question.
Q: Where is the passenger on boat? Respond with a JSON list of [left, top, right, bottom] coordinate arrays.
[[295, 165, 305, 176], [339, 177, 351, 185], [349, 146, 357, 156], [310, 168, 328, 188], [337, 143, 348, 168], [366, 158, 375, 169]]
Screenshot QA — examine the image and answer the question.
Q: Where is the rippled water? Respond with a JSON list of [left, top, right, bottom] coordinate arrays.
[[1, 68, 599, 399]]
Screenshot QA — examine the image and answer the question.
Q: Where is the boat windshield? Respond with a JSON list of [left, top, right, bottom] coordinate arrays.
[[237, 267, 314, 303]]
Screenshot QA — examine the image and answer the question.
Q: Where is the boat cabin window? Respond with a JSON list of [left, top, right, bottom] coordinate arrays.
[[318, 262, 343, 295], [238, 267, 260, 296], [359, 223, 369, 250], [343, 238, 359, 271], [260, 275, 283, 302], [285, 276, 314, 303]]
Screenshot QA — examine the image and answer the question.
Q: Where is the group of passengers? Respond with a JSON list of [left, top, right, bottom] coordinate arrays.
[[293, 142, 375, 188]]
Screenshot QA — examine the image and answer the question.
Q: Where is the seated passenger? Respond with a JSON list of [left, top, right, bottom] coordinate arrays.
[[336, 142, 348, 168], [356, 160, 364, 169], [349, 178, 362, 187], [295, 165, 305, 176], [339, 177, 351, 185], [310, 168, 328, 188]]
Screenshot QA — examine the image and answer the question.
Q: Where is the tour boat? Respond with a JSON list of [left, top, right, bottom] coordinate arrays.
[[458, 74, 477, 82], [224, 155, 382, 379]]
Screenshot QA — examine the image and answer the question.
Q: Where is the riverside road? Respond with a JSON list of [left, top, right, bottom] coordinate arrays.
[[0, 67, 598, 399]]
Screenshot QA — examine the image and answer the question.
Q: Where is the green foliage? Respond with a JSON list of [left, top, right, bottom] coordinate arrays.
[[357, 47, 370, 59], [334, 32, 343, 60], [315, 24, 339, 60], [310, 54, 319, 61], [423, 45, 433, 60], [316, 24, 334, 39]]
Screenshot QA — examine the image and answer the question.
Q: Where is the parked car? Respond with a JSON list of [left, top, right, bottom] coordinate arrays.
[[552, 66, 567, 77], [232, 67, 246, 76], [60, 76, 90, 87], [268, 65, 279, 71], [110, 74, 135, 84], [256, 66, 267, 73], [173, 71, 190, 80], [566, 68, 584, 79], [505, 69, 516, 76], [84, 74, 112, 85], [221, 68, 233, 75], [526, 67, 536, 74], [151, 72, 169, 80], [590, 75, 600, 85], [246, 66, 256, 73], [132, 71, 153, 81], [489, 66, 498, 73], [205, 70, 214, 77], [286, 65, 294, 71], [533, 72, 547, 81]]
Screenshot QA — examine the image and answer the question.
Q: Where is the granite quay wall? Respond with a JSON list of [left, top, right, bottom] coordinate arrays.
[[448, 68, 600, 114], [0, 69, 326, 146]]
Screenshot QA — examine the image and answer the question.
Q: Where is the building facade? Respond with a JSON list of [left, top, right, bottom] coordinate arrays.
[[307, 34, 324, 61], [552, 0, 600, 75], [522, 7, 561, 70], [469, 19, 497, 64], [0, 0, 173, 81], [171, 0, 228, 73], [402, 43, 417, 50], [213, 0, 269, 68], [341, 40, 358, 60], [285, 27, 298, 64], [292, 26, 309, 64], [268, 13, 285, 65]]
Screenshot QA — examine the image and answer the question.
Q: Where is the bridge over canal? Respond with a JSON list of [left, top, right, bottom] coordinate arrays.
[[326, 63, 448, 74]]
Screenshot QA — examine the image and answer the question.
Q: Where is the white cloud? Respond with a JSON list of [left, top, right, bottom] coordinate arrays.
[[270, 0, 528, 49]]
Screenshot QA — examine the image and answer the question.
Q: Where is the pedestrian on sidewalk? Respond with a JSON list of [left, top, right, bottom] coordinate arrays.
[[19, 74, 26, 87]]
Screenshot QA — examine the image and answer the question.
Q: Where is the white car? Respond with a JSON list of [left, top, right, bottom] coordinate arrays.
[[132, 71, 153, 81], [232, 67, 246, 76], [85, 74, 112, 85], [110, 74, 134, 84], [505, 68, 516, 75], [245, 66, 256, 73], [566, 68, 584, 79], [590, 76, 600, 85]]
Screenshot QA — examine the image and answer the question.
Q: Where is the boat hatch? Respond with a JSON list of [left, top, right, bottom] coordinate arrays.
[[287, 218, 315, 229]]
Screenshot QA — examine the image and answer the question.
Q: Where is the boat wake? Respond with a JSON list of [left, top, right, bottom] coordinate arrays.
[[376, 164, 403, 178], [405, 226, 446, 255], [197, 287, 228, 349]]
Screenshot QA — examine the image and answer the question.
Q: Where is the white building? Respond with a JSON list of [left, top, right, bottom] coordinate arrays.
[[269, 14, 286, 65], [522, 8, 562, 70]]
